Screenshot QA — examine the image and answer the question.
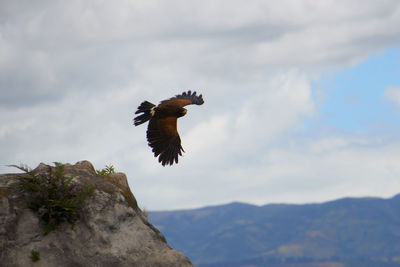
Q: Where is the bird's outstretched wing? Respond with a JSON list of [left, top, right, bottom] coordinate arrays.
[[160, 90, 204, 107], [147, 116, 184, 166]]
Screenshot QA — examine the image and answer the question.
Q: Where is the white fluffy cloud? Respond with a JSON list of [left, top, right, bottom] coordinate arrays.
[[385, 87, 400, 107], [1, 1, 400, 209]]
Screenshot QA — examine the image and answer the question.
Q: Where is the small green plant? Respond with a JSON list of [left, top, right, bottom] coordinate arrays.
[[96, 164, 115, 175], [30, 250, 40, 262], [10, 162, 94, 234]]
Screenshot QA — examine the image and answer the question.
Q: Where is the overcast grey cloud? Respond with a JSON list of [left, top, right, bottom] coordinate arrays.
[[1, 0, 400, 210]]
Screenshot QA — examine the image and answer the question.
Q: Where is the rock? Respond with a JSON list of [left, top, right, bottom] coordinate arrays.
[[0, 161, 193, 267]]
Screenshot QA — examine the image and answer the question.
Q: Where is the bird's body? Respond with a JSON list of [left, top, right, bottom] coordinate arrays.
[[134, 91, 204, 166]]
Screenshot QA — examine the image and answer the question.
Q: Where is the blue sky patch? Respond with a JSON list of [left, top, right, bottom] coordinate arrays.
[[312, 47, 400, 133]]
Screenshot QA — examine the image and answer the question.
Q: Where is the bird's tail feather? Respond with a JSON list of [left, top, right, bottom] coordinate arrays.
[[134, 101, 156, 126]]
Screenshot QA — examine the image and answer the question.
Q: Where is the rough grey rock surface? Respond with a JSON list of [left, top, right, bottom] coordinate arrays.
[[0, 161, 193, 267]]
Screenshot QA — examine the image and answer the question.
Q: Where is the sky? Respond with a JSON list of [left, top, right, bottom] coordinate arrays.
[[1, 0, 400, 210]]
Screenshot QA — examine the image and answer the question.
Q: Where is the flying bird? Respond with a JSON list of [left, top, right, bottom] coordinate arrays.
[[134, 91, 204, 166]]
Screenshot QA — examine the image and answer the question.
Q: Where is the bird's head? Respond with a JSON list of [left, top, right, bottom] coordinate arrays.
[[177, 108, 187, 118]]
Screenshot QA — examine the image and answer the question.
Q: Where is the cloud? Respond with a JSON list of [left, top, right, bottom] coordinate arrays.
[[2, 1, 400, 106], [1, 1, 400, 209], [134, 134, 400, 210], [385, 87, 400, 107], [164, 135, 400, 209]]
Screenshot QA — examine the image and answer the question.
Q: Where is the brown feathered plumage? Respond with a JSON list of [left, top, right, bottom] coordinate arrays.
[[133, 91, 204, 166]]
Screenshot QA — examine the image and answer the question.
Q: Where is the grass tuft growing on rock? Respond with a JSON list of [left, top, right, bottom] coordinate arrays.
[[10, 162, 94, 234], [30, 250, 40, 262], [96, 164, 115, 175]]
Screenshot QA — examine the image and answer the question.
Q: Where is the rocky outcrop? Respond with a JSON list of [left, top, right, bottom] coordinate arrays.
[[0, 161, 193, 267]]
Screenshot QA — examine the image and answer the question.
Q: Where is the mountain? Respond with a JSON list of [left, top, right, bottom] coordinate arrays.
[[148, 195, 400, 267], [0, 161, 193, 267]]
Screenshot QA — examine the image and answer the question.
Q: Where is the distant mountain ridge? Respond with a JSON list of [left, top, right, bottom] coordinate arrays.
[[149, 194, 400, 267]]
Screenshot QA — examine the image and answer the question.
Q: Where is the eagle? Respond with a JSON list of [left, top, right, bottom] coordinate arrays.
[[133, 91, 204, 166]]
